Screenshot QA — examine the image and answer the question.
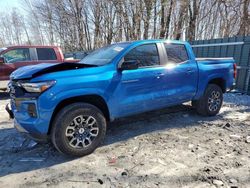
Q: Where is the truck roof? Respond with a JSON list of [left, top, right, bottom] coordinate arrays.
[[5, 45, 60, 48], [120, 39, 188, 45], [4, 40, 188, 49]]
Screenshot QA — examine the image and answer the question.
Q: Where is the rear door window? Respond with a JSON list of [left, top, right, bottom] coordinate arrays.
[[1, 48, 31, 63], [124, 44, 160, 67], [164, 44, 189, 63], [37, 48, 57, 60]]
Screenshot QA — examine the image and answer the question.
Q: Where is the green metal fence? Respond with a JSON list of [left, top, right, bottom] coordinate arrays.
[[190, 36, 250, 94]]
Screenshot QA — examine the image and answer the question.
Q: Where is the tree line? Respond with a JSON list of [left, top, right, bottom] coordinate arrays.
[[0, 0, 249, 52]]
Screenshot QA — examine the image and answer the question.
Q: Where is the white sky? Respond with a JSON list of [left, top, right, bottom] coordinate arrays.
[[0, 0, 24, 13]]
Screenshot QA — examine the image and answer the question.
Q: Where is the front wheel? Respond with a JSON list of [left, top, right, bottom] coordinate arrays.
[[51, 103, 106, 157], [195, 84, 223, 116]]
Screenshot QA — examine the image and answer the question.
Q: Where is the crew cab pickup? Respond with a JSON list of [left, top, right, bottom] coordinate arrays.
[[7, 40, 236, 156], [0, 45, 79, 89]]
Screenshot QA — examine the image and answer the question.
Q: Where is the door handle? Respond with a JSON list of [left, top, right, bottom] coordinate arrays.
[[186, 69, 194, 74]]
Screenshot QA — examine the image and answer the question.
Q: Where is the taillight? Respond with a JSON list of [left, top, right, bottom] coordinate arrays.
[[233, 63, 237, 79]]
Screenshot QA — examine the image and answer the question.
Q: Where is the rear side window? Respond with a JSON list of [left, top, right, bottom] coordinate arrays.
[[37, 48, 57, 60], [164, 44, 189, 63], [124, 44, 160, 67]]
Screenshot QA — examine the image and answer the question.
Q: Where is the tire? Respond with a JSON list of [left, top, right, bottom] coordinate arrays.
[[196, 84, 223, 116], [51, 103, 106, 157], [191, 100, 197, 108]]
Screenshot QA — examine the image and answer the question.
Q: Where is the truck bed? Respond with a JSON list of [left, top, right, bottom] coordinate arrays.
[[196, 57, 234, 61], [196, 57, 234, 66], [194, 57, 235, 99]]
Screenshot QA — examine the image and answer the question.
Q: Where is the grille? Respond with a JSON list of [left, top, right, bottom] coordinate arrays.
[[8, 81, 25, 98]]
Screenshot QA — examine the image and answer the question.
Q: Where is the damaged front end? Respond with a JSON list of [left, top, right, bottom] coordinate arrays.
[[7, 62, 98, 142], [5, 103, 14, 119], [6, 80, 51, 142], [10, 62, 96, 80], [5, 81, 19, 119], [6, 62, 93, 118]]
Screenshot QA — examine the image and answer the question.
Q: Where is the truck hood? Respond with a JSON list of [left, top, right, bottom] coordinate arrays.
[[10, 63, 96, 80]]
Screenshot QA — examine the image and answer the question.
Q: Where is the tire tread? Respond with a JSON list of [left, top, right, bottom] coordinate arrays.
[[51, 102, 106, 157], [196, 84, 223, 116]]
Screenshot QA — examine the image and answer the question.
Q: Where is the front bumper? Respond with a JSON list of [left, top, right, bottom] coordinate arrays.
[[6, 100, 50, 143], [5, 103, 14, 119], [14, 118, 49, 142]]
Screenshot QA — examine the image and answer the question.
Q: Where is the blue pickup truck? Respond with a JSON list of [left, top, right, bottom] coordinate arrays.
[[7, 40, 236, 156]]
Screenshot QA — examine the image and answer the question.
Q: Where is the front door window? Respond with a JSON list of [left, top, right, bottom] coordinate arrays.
[[124, 44, 160, 67], [1, 48, 31, 63]]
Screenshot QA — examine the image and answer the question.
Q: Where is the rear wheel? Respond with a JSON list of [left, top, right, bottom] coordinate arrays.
[[195, 84, 223, 116], [51, 103, 106, 157]]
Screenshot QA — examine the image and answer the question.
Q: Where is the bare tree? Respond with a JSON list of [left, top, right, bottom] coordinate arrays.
[[143, 0, 153, 39], [175, 1, 188, 40], [0, 0, 248, 49], [238, 0, 250, 36], [187, 0, 201, 41]]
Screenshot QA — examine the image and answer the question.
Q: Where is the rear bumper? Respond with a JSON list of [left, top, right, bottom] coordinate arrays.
[[226, 82, 236, 92]]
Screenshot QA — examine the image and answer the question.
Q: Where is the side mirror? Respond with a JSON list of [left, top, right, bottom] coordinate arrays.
[[0, 57, 5, 64], [119, 60, 139, 71]]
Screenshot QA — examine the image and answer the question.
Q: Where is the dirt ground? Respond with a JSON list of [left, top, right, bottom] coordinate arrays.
[[0, 92, 249, 188]]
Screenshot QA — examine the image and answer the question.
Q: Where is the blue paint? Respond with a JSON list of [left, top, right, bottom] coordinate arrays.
[[10, 39, 235, 137]]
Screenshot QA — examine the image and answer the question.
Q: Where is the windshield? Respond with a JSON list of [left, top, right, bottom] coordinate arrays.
[[80, 43, 130, 65]]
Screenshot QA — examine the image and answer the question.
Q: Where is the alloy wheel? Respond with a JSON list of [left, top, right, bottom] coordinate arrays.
[[208, 91, 221, 112], [65, 115, 99, 148]]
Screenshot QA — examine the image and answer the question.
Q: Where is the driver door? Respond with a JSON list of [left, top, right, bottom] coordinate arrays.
[[110, 43, 168, 118]]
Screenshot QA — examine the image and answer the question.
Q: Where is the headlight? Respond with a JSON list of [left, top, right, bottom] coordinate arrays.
[[21, 81, 56, 93]]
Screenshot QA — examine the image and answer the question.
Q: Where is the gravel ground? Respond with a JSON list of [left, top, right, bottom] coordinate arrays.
[[0, 92, 249, 188]]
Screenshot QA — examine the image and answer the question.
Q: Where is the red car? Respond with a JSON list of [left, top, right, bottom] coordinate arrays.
[[0, 45, 79, 89]]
